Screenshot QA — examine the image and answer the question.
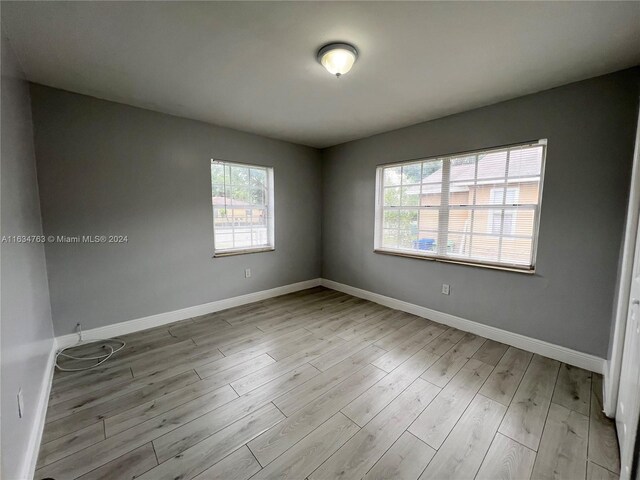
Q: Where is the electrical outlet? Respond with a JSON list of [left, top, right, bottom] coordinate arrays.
[[441, 284, 450, 295], [245, 268, 251, 278], [17, 388, 24, 418]]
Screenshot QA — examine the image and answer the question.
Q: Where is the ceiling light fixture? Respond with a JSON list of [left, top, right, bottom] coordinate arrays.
[[317, 42, 358, 77]]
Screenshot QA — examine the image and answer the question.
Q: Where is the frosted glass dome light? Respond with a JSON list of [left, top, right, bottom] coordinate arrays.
[[317, 43, 358, 77]]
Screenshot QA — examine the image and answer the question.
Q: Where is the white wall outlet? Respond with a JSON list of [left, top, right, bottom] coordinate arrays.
[[245, 268, 251, 278], [17, 388, 24, 418], [441, 284, 450, 295]]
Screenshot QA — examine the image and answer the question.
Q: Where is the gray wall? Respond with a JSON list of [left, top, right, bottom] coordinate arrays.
[[29, 85, 322, 336], [23, 67, 640, 358], [1, 36, 55, 479], [321, 69, 639, 358]]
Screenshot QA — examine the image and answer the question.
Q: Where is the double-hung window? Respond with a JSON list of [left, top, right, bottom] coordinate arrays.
[[374, 140, 546, 271], [211, 160, 275, 256]]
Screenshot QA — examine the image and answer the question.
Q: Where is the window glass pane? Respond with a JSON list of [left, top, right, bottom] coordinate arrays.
[[448, 186, 471, 206], [233, 214, 249, 225], [486, 207, 536, 236], [508, 180, 540, 204], [469, 235, 501, 263], [513, 209, 535, 236], [252, 227, 268, 245], [503, 212, 516, 235], [232, 226, 252, 248], [250, 188, 265, 205], [508, 146, 543, 178], [224, 164, 232, 185], [252, 209, 267, 226], [398, 229, 419, 250], [489, 210, 503, 235], [383, 210, 400, 229], [471, 209, 491, 236], [449, 155, 477, 181], [384, 209, 420, 231], [419, 209, 439, 231], [402, 163, 422, 184], [445, 232, 467, 255], [384, 166, 401, 186], [250, 168, 267, 188], [487, 208, 521, 235], [422, 159, 444, 183], [485, 187, 520, 205], [421, 183, 442, 206], [230, 166, 249, 185], [400, 186, 420, 206], [212, 184, 225, 198], [448, 209, 473, 233], [415, 234, 437, 252], [461, 182, 504, 206], [505, 188, 519, 204], [230, 186, 250, 204], [382, 229, 399, 248], [501, 238, 533, 265], [477, 151, 507, 180], [211, 163, 224, 184], [446, 209, 534, 264], [214, 232, 233, 249], [490, 189, 504, 204], [383, 186, 401, 206], [401, 210, 419, 226]]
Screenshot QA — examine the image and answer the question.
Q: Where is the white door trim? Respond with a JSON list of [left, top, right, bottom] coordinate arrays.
[[605, 103, 640, 417]]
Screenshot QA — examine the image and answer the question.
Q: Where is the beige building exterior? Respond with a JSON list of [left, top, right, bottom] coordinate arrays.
[[418, 181, 539, 264], [212, 197, 266, 226]]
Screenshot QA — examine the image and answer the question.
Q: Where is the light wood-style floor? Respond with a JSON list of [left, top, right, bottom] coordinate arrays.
[[36, 287, 620, 480]]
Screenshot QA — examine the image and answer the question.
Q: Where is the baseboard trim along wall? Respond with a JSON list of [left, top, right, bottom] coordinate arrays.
[[21, 340, 57, 480], [56, 278, 322, 348], [320, 278, 606, 375], [56, 276, 607, 372]]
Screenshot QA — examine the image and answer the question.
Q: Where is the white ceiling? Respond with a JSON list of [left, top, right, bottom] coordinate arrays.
[[2, 1, 639, 148]]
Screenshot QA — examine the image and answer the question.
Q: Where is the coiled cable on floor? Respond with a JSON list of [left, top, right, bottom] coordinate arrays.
[[55, 323, 126, 372]]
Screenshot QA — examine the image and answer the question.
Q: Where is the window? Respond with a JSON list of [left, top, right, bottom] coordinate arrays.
[[374, 140, 546, 271], [211, 160, 274, 256]]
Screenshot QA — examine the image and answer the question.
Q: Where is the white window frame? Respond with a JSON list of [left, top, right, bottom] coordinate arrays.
[[211, 159, 275, 257], [374, 140, 547, 272]]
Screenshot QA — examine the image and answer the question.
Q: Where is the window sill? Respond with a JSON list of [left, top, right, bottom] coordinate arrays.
[[374, 249, 535, 274], [213, 247, 275, 258]]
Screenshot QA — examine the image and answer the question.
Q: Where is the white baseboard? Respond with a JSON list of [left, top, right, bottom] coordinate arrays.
[[20, 338, 57, 480], [56, 278, 322, 348], [321, 278, 606, 374], [55, 276, 605, 374]]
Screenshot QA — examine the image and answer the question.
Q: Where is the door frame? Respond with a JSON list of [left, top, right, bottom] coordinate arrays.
[[605, 103, 640, 417]]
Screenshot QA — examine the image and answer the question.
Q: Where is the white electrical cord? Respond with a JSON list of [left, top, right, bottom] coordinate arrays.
[[55, 324, 126, 372]]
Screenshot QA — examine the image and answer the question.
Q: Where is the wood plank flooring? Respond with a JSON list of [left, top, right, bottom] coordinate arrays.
[[36, 287, 620, 480]]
